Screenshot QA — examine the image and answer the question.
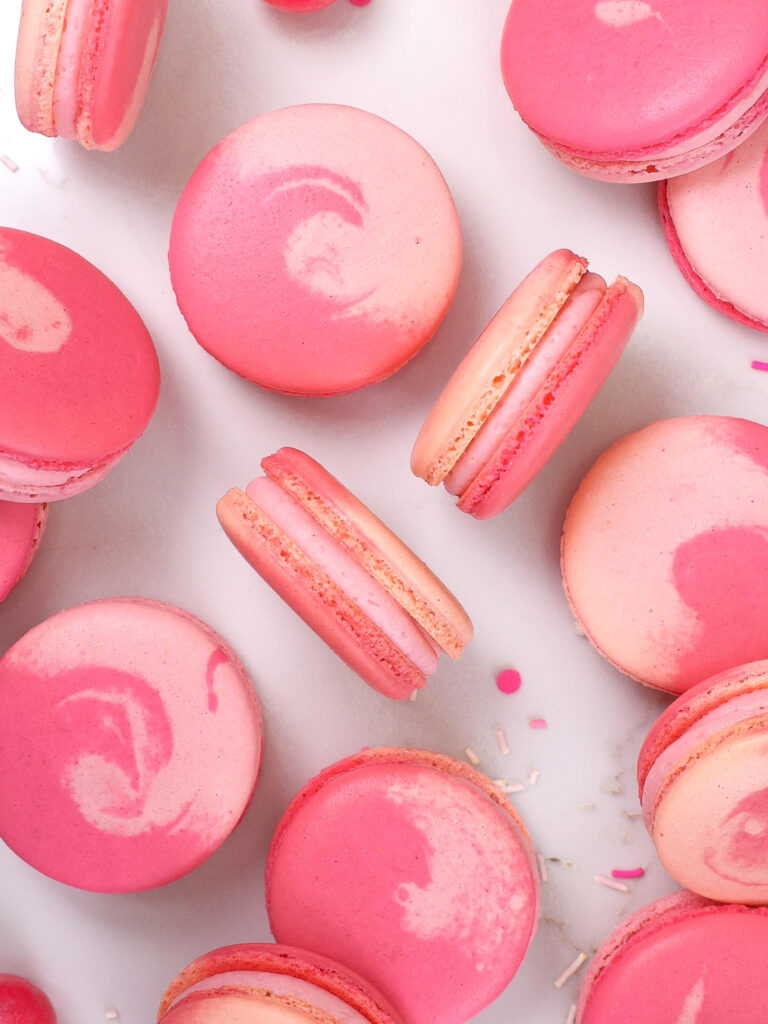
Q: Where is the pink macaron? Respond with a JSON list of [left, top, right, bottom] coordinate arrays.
[[266, 747, 540, 1024], [575, 891, 768, 1022], [660, 118, 768, 332], [501, 1, 768, 182], [157, 943, 403, 1024], [217, 448, 472, 700], [638, 660, 768, 904], [264, 0, 338, 10], [0, 598, 262, 892], [169, 104, 462, 396], [15, 0, 168, 150], [411, 250, 643, 518], [0, 501, 47, 601], [0, 975, 56, 1024], [0, 227, 160, 502], [562, 416, 768, 694]]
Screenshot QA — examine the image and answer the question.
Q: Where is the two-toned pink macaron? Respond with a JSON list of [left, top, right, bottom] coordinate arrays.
[[411, 250, 643, 518]]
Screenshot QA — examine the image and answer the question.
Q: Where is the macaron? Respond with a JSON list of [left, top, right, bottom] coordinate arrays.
[[660, 118, 768, 332], [264, 0, 338, 10], [15, 0, 168, 150], [0, 228, 160, 502], [561, 416, 768, 693], [217, 448, 472, 700], [575, 891, 768, 1022], [169, 103, 462, 396], [411, 250, 643, 518], [0, 975, 56, 1024], [638, 660, 768, 904], [0, 598, 262, 892], [0, 501, 47, 601], [501, 1, 768, 182], [157, 943, 403, 1024], [266, 747, 540, 1024]]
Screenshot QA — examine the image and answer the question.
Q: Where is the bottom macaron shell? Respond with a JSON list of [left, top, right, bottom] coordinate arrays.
[[266, 749, 539, 1024], [0, 500, 47, 600]]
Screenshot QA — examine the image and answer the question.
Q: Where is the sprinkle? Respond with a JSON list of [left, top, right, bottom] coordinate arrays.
[[752, 360, 768, 371], [554, 952, 587, 989], [494, 725, 510, 755], [496, 668, 522, 694], [528, 768, 540, 786], [536, 851, 548, 882], [612, 867, 645, 879], [409, 689, 418, 702], [505, 782, 525, 793], [566, 1005, 577, 1024], [574, 621, 586, 637], [529, 718, 547, 729], [595, 874, 630, 892], [105, 1011, 120, 1022], [465, 747, 480, 766], [1, 155, 18, 172]]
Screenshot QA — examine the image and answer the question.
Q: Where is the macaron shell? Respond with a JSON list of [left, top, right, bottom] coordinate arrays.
[[169, 104, 461, 395], [14, 0, 67, 136], [0, 598, 263, 892], [0, 500, 47, 601], [561, 416, 768, 693], [660, 118, 768, 331]]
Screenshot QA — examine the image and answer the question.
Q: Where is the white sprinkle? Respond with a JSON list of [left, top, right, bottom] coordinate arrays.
[[105, 1011, 120, 1022], [574, 621, 586, 637], [595, 874, 630, 893], [1, 154, 19, 172], [408, 690, 418, 702], [505, 782, 525, 794], [554, 952, 587, 989], [465, 747, 480, 766], [494, 725, 510, 756], [536, 851, 548, 882], [528, 768, 540, 786], [566, 1004, 577, 1024], [579, 802, 596, 811]]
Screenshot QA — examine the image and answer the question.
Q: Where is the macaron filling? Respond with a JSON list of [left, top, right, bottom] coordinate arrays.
[[50, 0, 93, 139], [0, 448, 126, 500]]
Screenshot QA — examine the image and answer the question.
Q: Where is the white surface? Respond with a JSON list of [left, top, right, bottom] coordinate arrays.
[[0, 2, 766, 1022]]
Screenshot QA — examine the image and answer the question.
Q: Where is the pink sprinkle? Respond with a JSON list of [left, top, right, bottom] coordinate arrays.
[[496, 668, 522, 694], [611, 867, 645, 879], [529, 718, 547, 729], [752, 360, 768, 371], [349, 0, 371, 5]]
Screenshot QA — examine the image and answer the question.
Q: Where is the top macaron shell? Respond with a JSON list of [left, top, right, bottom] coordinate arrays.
[[0, 227, 160, 501], [169, 104, 462, 396], [561, 416, 768, 693], [501, 0, 768, 182]]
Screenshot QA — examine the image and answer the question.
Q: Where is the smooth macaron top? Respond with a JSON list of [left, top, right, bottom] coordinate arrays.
[[562, 416, 768, 693], [576, 891, 768, 1022], [502, 0, 768, 176], [0, 227, 160, 491], [0, 501, 47, 601], [660, 117, 768, 331], [266, 748, 539, 1024], [169, 103, 461, 395], [638, 660, 768, 903], [0, 598, 262, 892]]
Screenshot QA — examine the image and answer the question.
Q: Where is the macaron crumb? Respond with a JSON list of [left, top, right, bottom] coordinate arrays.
[[494, 725, 510, 755], [595, 874, 630, 893], [496, 667, 522, 693], [553, 952, 587, 989], [752, 360, 768, 371]]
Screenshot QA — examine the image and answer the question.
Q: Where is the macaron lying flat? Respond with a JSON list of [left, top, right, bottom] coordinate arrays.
[[170, 104, 462, 396], [217, 449, 472, 700], [0, 228, 160, 501], [15, 0, 168, 150], [576, 891, 768, 1022], [562, 416, 768, 693], [0, 598, 262, 892], [411, 250, 643, 518], [0, 501, 47, 601], [157, 943, 403, 1024], [0, 975, 57, 1024], [660, 118, 768, 332], [266, 748, 540, 1024], [501, 0, 768, 182], [638, 660, 768, 904]]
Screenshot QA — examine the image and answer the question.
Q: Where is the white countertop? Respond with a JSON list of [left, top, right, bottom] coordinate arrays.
[[0, 1, 766, 1022]]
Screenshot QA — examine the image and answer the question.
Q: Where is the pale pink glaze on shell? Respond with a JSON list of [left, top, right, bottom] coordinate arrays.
[[0, 228, 160, 501], [576, 892, 768, 1022], [169, 104, 461, 395], [0, 500, 47, 601], [0, 598, 263, 892], [660, 118, 768, 331], [266, 748, 539, 1024], [562, 416, 768, 693], [502, 0, 768, 182]]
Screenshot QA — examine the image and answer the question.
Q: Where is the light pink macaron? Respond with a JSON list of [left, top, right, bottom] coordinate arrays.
[[217, 448, 473, 700], [0, 975, 57, 1024], [0, 227, 160, 502], [266, 747, 540, 1024], [0, 501, 47, 601], [169, 104, 462, 396], [411, 250, 643, 518], [0, 598, 263, 892], [660, 117, 768, 332], [501, 0, 768, 182], [638, 660, 768, 905], [15, 0, 168, 150], [562, 416, 768, 694], [157, 943, 403, 1024], [575, 891, 768, 1022]]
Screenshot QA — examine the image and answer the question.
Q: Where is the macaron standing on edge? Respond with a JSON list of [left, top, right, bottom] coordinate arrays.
[[411, 249, 643, 518], [0, 501, 47, 601]]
